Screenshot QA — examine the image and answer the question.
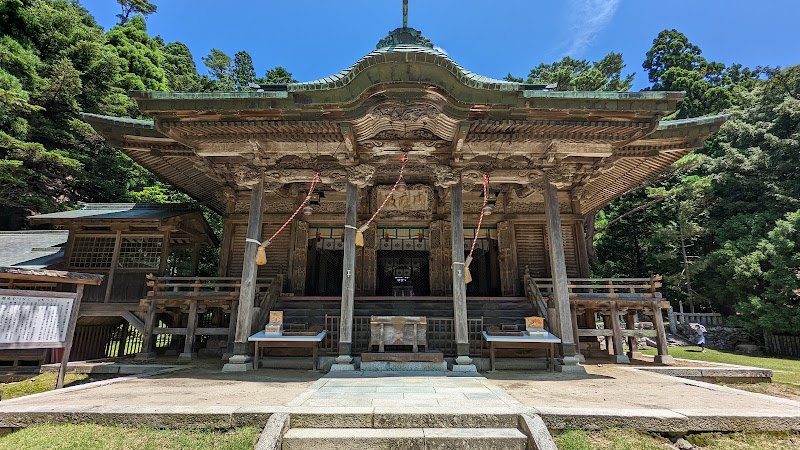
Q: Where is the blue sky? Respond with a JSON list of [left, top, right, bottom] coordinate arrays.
[[79, 0, 800, 90]]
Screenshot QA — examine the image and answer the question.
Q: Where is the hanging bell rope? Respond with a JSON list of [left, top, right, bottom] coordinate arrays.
[[354, 152, 409, 247], [250, 172, 321, 266], [465, 173, 490, 284]]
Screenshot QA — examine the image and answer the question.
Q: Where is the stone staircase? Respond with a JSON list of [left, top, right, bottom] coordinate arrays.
[[267, 410, 554, 450]]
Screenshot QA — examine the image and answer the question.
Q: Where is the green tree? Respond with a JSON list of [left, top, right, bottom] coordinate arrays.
[[202, 48, 233, 91], [116, 0, 157, 25], [158, 39, 201, 91], [643, 29, 763, 118], [733, 211, 800, 334], [232, 50, 256, 90], [259, 66, 296, 84], [518, 53, 634, 91]]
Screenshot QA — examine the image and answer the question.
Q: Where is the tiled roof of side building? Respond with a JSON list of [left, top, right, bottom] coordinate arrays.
[[29, 203, 200, 221], [0, 230, 68, 269]]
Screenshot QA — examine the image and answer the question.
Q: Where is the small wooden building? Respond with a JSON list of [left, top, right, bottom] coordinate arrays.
[[80, 26, 727, 369], [8, 203, 219, 362]]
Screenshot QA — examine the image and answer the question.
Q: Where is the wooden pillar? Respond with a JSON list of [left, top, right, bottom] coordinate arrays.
[[135, 299, 157, 360], [625, 310, 642, 360], [543, 179, 579, 365], [117, 322, 129, 358], [609, 302, 630, 363], [57, 284, 84, 389], [451, 180, 472, 365], [336, 182, 358, 364], [190, 242, 202, 276], [159, 229, 172, 276], [218, 217, 235, 277], [652, 304, 675, 365], [227, 180, 265, 368], [570, 303, 585, 362], [179, 299, 198, 361], [104, 230, 123, 303]]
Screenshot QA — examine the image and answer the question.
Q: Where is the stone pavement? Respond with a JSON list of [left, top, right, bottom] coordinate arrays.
[[287, 371, 522, 409], [1, 359, 800, 433]]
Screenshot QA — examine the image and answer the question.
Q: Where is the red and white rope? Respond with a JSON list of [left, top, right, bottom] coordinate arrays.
[[357, 153, 409, 233], [467, 173, 490, 261]]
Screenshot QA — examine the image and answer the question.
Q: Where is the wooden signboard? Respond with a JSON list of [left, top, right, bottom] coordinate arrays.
[[0, 290, 77, 349]]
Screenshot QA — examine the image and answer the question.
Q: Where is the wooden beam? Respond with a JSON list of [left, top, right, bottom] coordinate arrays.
[[652, 302, 675, 365], [0, 268, 103, 286]]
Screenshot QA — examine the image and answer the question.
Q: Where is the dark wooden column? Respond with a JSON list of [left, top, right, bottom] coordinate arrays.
[[451, 180, 473, 368], [336, 182, 358, 365], [652, 304, 675, 365], [543, 178, 581, 369], [224, 180, 264, 371], [135, 299, 157, 360], [179, 299, 198, 361]]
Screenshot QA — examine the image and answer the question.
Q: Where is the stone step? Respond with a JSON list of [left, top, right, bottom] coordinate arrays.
[[360, 360, 448, 371], [282, 427, 527, 450], [290, 409, 521, 429]]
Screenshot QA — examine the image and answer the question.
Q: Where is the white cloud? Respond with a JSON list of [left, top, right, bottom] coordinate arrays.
[[563, 0, 621, 56]]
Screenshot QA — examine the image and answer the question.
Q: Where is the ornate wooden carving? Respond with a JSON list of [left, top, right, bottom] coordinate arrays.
[[497, 221, 519, 297], [290, 221, 309, 295]]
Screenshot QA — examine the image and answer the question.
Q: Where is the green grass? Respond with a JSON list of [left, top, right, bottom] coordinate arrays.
[[0, 424, 260, 450], [0, 373, 112, 400], [642, 347, 800, 385], [555, 429, 670, 449], [555, 429, 800, 450]]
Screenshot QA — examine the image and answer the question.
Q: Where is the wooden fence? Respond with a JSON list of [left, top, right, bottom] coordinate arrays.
[[764, 333, 800, 357], [671, 312, 725, 326]]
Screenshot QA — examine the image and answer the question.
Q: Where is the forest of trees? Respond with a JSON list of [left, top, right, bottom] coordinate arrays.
[[1, 1, 797, 336]]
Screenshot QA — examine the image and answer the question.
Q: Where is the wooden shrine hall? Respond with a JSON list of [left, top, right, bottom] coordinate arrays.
[[81, 23, 728, 371]]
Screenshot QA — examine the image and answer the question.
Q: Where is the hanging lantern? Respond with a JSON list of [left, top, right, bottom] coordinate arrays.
[[417, 231, 423, 242], [302, 205, 313, 216], [481, 204, 493, 216], [395, 178, 407, 193], [384, 231, 391, 241], [316, 231, 322, 241]]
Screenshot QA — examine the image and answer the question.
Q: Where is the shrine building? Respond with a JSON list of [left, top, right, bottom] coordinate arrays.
[[37, 21, 728, 371]]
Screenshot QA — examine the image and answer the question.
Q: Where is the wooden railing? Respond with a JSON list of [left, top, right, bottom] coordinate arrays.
[[531, 275, 663, 301], [523, 270, 550, 327], [145, 275, 275, 300]]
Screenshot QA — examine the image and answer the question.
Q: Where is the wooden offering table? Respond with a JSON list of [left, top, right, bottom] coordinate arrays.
[[248, 330, 326, 370], [481, 330, 561, 372]]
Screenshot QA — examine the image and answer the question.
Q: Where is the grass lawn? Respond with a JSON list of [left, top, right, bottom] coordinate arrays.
[[0, 424, 260, 450], [642, 346, 800, 399], [0, 372, 114, 400], [556, 429, 800, 450]]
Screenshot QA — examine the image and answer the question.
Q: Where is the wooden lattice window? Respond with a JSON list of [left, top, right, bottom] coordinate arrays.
[[70, 236, 115, 268], [118, 237, 163, 269]]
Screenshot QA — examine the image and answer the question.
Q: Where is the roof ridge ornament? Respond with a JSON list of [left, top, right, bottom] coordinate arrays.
[[376, 0, 433, 49]]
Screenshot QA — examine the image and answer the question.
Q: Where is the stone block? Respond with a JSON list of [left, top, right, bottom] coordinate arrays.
[[373, 409, 519, 428], [282, 427, 425, 450], [254, 412, 289, 450], [537, 407, 689, 432], [423, 428, 526, 450], [554, 364, 587, 374], [361, 361, 447, 371], [654, 355, 676, 365], [675, 411, 800, 432], [222, 361, 253, 372], [518, 414, 558, 450], [329, 363, 356, 372], [451, 364, 478, 372], [362, 352, 444, 363]]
